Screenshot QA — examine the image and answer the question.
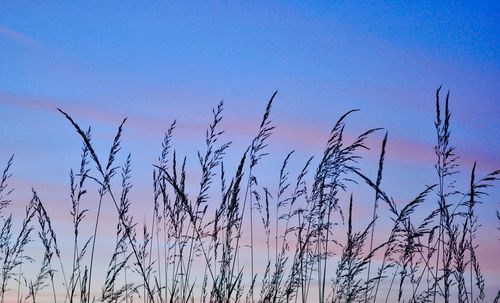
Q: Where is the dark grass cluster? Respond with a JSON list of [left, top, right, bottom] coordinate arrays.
[[0, 88, 499, 303]]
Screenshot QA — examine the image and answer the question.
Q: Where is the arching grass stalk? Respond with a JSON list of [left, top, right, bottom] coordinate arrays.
[[58, 109, 156, 302], [364, 132, 387, 303], [233, 91, 276, 302]]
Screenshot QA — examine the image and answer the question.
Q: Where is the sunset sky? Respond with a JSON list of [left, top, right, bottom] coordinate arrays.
[[1, 1, 499, 301]]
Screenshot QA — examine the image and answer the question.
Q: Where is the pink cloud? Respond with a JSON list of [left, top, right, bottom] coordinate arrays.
[[2, 91, 497, 173], [0, 24, 37, 47], [0, 91, 124, 124]]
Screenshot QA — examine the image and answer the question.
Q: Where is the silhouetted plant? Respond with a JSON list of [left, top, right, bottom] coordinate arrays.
[[0, 88, 498, 303]]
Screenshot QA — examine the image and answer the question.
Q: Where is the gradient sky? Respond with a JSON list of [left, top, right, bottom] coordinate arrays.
[[1, 1, 499, 301]]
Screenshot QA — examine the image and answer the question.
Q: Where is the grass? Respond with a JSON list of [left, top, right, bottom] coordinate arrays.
[[0, 88, 499, 302]]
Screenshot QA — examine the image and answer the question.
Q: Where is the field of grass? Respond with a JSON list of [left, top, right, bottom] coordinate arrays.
[[0, 88, 498, 303]]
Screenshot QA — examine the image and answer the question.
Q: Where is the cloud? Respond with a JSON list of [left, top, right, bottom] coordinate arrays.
[[1, 91, 498, 173], [0, 91, 130, 126], [0, 25, 37, 47]]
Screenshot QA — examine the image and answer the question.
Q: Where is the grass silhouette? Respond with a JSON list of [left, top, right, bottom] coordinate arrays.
[[0, 88, 498, 303]]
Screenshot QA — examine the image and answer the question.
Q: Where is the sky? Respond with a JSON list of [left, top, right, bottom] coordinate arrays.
[[0, 1, 499, 302]]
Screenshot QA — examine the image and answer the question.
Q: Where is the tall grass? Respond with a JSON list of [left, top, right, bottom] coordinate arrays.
[[0, 88, 498, 302]]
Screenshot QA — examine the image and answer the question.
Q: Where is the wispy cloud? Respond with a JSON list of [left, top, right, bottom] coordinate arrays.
[[1, 91, 498, 172], [0, 24, 37, 47]]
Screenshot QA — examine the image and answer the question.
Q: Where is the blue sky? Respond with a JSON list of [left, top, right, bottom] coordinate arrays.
[[0, 1, 499, 301]]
